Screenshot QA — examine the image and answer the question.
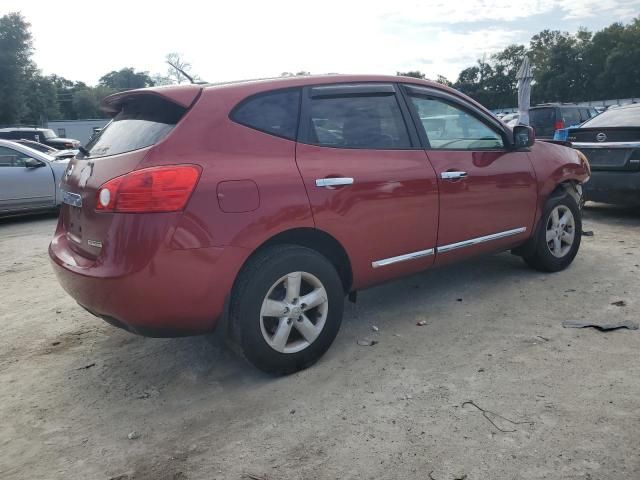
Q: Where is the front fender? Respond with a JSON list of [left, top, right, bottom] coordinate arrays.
[[528, 140, 590, 230]]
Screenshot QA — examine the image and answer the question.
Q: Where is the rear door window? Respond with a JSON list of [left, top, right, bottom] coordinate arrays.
[[81, 95, 186, 159], [231, 89, 301, 140], [305, 92, 411, 149]]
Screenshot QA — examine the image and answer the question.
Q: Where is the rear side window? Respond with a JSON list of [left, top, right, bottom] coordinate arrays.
[[81, 95, 186, 159], [231, 89, 301, 140], [307, 94, 411, 149]]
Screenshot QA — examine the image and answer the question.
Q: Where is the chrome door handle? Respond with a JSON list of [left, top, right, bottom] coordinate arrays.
[[440, 171, 468, 180], [315, 177, 354, 188]]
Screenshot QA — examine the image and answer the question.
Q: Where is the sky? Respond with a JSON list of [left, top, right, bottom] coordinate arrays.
[[2, 0, 639, 86]]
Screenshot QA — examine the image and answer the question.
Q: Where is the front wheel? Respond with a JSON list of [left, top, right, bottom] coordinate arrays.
[[230, 245, 344, 375], [523, 191, 582, 272]]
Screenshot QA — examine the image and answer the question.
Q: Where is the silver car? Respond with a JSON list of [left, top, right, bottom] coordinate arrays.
[[0, 139, 70, 216]]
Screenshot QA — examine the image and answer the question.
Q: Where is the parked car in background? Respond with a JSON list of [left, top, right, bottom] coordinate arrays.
[[501, 112, 520, 127], [569, 103, 640, 205], [0, 127, 80, 150], [14, 139, 78, 160], [530, 105, 599, 139], [0, 139, 69, 216], [49, 75, 590, 374]]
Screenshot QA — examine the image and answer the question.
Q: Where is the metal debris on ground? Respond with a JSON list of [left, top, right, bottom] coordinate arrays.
[[611, 300, 627, 307], [462, 400, 534, 433], [562, 320, 638, 331], [371, 325, 379, 332]]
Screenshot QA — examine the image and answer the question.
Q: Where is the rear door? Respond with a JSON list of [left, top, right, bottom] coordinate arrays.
[[0, 146, 55, 212], [401, 85, 537, 264], [295, 83, 439, 288]]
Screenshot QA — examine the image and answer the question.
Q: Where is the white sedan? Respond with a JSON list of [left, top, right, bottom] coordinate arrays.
[[0, 139, 71, 216]]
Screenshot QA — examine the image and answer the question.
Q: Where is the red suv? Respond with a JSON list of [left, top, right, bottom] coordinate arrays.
[[50, 75, 590, 374]]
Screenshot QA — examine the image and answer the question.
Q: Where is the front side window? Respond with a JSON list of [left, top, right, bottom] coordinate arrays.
[[232, 89, 300, 140], [307, 94, 411, 149], [408, 95, 504, 150], [0, 147, 31, 167]]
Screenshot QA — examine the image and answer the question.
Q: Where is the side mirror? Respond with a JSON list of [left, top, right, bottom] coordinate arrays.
[[25, 157, 44, 169], [512, 125, 535, 149]]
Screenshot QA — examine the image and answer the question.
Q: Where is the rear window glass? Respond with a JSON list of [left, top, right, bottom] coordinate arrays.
[[529, 108, 555, 127], [81, 95, 186, 159], [581, 105, 640, 128], [561, 108, 581, 127], [231, 89, 300, 140]]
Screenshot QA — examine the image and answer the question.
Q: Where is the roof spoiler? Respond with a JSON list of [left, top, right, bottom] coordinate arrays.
[[101, 84, 202, 115]]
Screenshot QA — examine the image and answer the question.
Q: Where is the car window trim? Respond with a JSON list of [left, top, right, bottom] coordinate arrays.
[[298, 83, 418, 150], [399, 84, 511, 151], [228, 86, 303, 142]]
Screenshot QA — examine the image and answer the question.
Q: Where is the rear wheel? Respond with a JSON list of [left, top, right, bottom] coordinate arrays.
[[230, 245, 344, 375], [523, 192, 582, 272]]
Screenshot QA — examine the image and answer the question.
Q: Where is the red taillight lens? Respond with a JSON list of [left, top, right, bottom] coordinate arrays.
[[96, 165, 201, 213], [554, 120, 565, 130]]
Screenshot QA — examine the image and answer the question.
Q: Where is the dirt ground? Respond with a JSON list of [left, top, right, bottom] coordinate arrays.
[[0, 204, 638, 480]]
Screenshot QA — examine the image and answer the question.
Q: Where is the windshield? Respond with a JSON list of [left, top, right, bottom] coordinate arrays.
[[81, 95, 186, 159], [42, 129, 57, 139], [580, 105, 640, 128]]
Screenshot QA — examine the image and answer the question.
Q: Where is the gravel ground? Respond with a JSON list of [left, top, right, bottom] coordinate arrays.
[[0, 204, 638, 480]]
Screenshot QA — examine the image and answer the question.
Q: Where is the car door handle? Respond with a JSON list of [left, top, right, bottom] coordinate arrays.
[[440, 171, 468, 180], [315, 177, 354, 188]]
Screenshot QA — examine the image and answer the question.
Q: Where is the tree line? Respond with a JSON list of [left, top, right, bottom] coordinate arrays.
[[1, 11, 639, 126], [400, 17, 640, 109]]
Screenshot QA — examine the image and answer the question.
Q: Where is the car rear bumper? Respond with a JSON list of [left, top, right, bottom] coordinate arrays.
[[49, 223, 249, 336], [583, 170, 640, 205]]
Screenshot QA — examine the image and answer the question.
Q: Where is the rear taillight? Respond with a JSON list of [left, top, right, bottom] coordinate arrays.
[[95, 165, 201, 213], [554, 120, 565, 130]]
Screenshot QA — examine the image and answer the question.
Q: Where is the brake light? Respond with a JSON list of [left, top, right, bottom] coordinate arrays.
[[95, 165, 201, 213], [554, 120, 565, 130]]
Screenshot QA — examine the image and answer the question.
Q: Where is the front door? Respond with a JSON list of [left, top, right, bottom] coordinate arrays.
[[295, 83, 439, 289], [0, 146, 55, 213], [402, 86, 537, 264]]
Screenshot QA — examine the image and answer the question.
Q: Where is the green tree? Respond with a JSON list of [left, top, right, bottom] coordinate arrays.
[[99, 67, 155, 90], [0, 12, 34, 124]]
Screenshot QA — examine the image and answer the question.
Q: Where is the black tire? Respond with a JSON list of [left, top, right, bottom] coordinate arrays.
[[230, 244, 344, 375], [523, 191, 582, 272]]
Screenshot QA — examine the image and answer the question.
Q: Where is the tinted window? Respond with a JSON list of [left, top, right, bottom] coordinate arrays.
[[561, 108, 581, 127], [0, 146, 31, 167], [408, 95, 503, 150], [581, 105, 640, 128], [81, 95, 185, 159], [307, 94, 410, 149], [232, 89, 300, 140], [529, 108, 556, 137]]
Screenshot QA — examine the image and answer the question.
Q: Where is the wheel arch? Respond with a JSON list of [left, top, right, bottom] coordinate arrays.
[[236, 227, 353, 294]]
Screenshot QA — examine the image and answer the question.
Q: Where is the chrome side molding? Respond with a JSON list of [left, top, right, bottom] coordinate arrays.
[[437, 227, 526, 253], [315, 177, 354, 188], [372, 248, 435, 268], [371, 227, 527, 268]]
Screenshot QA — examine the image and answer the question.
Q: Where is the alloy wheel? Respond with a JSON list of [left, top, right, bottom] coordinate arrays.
[[545, 205, 576, 258], [259, 271, 329, 354]]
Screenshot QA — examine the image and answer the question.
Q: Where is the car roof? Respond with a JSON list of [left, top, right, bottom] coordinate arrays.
[[102, 74, 497, 120], [0, 139, 55, 161], [0, 127, 48, 132]]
